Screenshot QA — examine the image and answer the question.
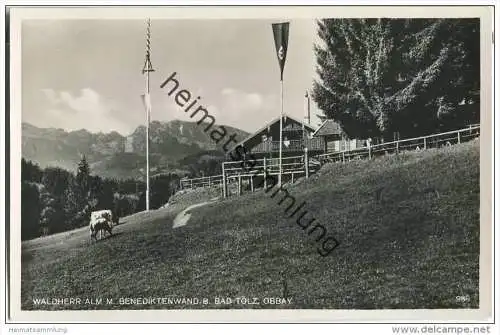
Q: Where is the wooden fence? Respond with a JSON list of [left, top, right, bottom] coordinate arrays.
[[179, 174, 223, 190], [251, 137, 324, 153], [179, 124, 480, 195], [221, 148, 321, 198], [315, 124, 480, 164]]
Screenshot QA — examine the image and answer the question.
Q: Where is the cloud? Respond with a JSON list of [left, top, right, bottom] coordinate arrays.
[[155, 99, 193, 123], [41, 88, 60, 104], [221, 88, 235, 95], [217, 88, 277, 130], [40, 88, 131, 134], [149, 87, 277, 132], [223, 89, 263, 112]]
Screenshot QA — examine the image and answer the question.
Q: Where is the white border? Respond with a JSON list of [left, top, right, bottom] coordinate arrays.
[[4, 3, 496, 325]]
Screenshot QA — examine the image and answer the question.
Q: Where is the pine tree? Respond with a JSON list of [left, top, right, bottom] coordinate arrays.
[[313, 18, 480, 140], [59, 156, 93, 228], [22, 158, 43, 183], [38, 186, 58, 233], [21, 181, 41, 240], [63, 181, 80, 227], [76, 155, 90, 197], [97, 178, 115, 211], [75, 155, 91, 215]]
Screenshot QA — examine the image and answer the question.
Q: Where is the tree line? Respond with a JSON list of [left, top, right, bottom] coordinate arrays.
[[312, 18, 479, 141], [21, 157, 180, 240]]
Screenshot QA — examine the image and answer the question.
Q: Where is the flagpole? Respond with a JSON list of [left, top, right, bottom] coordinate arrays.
[[304, 91, 310, 141], [146, 20, 151, 212], [142, 18, 154, 212], [146, 67, 150, 211], [271, 21, 289, 187], [278, 77, 283, 187]]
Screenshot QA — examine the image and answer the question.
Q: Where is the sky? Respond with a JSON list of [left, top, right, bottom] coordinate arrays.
[[22, 19, 323, 135]]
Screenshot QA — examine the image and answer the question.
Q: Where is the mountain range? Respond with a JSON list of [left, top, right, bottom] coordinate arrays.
[[21, 120, 249, 179]]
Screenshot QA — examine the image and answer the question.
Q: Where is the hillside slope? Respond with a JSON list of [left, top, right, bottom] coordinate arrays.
[[21, 140, 480, 310]]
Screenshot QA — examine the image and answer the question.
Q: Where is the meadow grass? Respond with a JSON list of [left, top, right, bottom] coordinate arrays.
[[21, 140, 480, 310]]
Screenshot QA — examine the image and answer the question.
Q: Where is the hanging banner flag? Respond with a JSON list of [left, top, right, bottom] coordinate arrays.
[[141, 94, 152, 111], [140, 93, 152, 122], [271, 22, 290, 81], [140, 94, 146, 111]]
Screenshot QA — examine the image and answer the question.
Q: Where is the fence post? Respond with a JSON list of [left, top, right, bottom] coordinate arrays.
[[423, 137, 427, 150], [250, 176, 254, 192], [342, 151, 345, 163], [222, 163, 227, 198], [263, 157, 268, 189], [457, 131, 461, 144], [396, 141, 399, 154], [238, 174, 242, 196], [368, 146, 372, 160], [208, 176, 211, 188], [190, 179, 193, 189], [304, 147, 309, 179]]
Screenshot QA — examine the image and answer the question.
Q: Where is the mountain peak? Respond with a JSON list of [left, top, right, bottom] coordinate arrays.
[[22, 120, 248, 180]]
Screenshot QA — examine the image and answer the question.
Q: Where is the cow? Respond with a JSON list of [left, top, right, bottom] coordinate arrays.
[[89, 210, 114, 242]]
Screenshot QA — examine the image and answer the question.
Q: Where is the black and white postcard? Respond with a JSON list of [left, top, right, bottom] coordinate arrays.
[[4, 4, 495, 325]]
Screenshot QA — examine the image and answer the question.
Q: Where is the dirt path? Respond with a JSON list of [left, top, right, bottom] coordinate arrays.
[[172, 199, 217, 229]]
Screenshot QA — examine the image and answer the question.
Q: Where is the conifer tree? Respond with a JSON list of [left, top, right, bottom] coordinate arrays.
[[312, 18, 480, 140], [62, 156, 93, 228], [63, 180, 80, 227], [76, 155, 90, 197]]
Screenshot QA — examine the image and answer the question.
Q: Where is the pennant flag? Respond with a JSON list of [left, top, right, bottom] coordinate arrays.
[[271, 22, 290, 81]]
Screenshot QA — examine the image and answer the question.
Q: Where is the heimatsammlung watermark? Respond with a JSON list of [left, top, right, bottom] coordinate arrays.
[[8, 327, 68, 334], [161, 71, 341, 257]]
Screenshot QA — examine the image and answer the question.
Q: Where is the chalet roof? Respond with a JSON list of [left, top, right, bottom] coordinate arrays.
[[231, 114, 317, 150], [312, 119, 343, 137]]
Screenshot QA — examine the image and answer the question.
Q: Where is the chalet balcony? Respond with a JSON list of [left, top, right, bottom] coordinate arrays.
[[251, 137, 324, 154]]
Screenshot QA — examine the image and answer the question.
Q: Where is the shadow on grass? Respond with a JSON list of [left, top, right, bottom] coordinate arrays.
[[90, 232, 124, 244]]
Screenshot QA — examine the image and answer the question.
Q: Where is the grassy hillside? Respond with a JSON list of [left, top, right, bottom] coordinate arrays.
[[21, 140, 480, 310], [168, 186, 222, 207]]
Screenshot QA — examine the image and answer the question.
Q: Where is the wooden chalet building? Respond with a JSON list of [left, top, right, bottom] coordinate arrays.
[[226, 116, 369, 164], [220, 116, 369, 194], [228, 114, 323, 160], [312, 119, 367, 153]]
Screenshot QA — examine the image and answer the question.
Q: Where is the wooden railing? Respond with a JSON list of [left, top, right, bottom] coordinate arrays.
[[223, 154, 317, 177], [315, 124, 480, 164], [251, 137, 324, 153], [179, 174, 223, 190], [179, 124, 480, 194], [179, 152, 321, 194], [220, 149, 321, 198]]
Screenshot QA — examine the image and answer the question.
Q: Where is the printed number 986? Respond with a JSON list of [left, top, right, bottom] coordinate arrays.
[[456, 295, 470, 302]]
